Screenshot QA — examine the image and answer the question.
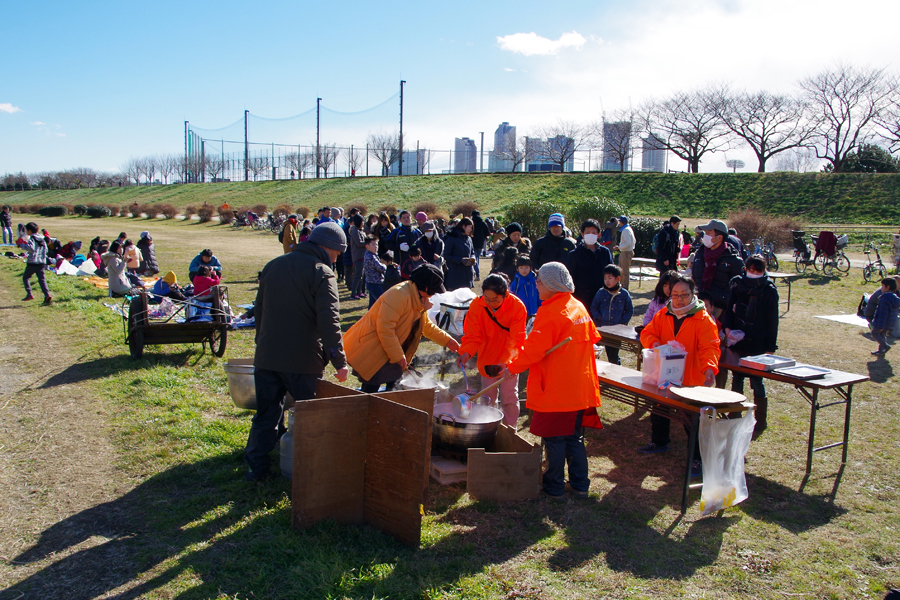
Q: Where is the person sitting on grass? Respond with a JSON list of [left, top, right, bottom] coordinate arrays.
[[871, 277, 900, 357], [188, 249, 223, 282], [589, 264, 634, 365], [191, 265, 221, 298], [102, 240, 143, 297], [151, 271, 187, 302]]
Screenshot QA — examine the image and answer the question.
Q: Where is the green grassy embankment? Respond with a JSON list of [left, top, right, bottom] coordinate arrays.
[[2, 172, 900, 224]]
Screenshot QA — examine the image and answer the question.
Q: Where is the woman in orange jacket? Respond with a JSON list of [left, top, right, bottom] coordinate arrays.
[[638, 273, 720, 474], [457, 274, 528, 427], [503, 262, 602, 500]]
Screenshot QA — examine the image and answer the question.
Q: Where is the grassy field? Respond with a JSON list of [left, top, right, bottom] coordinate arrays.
[[0, 215, 898, 599], [2, 171, 900, 224]]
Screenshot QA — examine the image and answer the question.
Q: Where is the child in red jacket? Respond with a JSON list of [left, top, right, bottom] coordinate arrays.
[[191, 265, 221, 297]]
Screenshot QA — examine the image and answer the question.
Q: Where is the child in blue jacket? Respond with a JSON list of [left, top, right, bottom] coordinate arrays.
[[509, 254, 540, 317], [590, 264, 634, 364], [871, 277, 900, 356]]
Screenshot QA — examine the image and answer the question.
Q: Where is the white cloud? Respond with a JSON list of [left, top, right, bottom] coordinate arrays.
[[30, 121, 46, 126], [55, 133, 66, 137], [504, 67, 516, 72], [497, 31, 586, 56], [0, 103, 22, 114]]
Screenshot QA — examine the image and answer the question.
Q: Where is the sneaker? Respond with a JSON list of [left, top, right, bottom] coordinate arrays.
[[542, 488, 566, 501], [43, 296, 53, 305], [565, 482, 590, 499], [872, 349, 887, 356], [22, 294, 35, 301], [691, 459, 703, 478], [638, 442, 669, 454]]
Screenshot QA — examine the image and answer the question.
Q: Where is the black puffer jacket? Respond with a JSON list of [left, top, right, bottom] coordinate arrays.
[[137, 237, 159, 275], [471, 212, 490, 250], [721, 274, 779, 356], [567, 242, 614, 309], [530, 230, 576, 270], [690, 243, 745, 307], [442, 227, 475, 291]]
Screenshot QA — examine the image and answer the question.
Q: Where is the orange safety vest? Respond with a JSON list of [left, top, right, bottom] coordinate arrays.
[[459, 294, 527, 377]]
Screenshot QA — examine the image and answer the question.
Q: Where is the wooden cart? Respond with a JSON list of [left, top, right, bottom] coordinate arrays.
[[123, 287, 229, 359]]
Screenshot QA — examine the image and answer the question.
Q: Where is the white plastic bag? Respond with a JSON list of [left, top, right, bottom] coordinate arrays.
[[698, 406, 755, 515], [427, 288, 476, 337], [641, 341, 687, 387]]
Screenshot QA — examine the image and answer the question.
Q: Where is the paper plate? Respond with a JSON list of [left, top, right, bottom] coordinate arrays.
[[670, 386, 746, 405]]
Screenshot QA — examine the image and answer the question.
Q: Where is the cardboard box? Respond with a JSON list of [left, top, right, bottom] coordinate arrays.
[[466, 424, 542, 501]]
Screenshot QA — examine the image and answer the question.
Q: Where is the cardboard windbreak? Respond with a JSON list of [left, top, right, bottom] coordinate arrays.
[[291, 381, 432, 548], [467, 424, 541, 501]]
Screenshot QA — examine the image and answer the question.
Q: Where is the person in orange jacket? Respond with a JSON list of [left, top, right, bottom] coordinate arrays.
[[638, 273, 720, 475], [502, 261, 602, 500], [457, 273, 528, 427]]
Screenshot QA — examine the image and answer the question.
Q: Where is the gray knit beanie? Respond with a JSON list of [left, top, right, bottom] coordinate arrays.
[[537, 262, 574, 294], [308, 221, 347, 252]]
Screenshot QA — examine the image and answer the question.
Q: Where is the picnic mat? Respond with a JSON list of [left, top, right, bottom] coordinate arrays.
[[83, 276, 158, 289], [814, 314, 869, 327]]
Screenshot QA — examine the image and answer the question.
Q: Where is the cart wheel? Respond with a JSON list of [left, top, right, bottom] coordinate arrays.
[[127, 297, 145, 359], [209, 326, 227, 357]]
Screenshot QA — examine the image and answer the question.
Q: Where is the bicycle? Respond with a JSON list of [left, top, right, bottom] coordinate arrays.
[[748, 237, 779, 272], [792, 231, 815, 274], [816, 233, 850, 276], [863, 243, 888, 283]]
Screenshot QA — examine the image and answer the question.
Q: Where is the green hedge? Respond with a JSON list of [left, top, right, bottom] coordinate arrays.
[[38, 205, 68, 217], [86, 205, 112, 218]]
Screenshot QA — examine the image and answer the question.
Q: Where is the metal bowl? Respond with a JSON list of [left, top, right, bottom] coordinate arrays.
[[432, 402, 503, 453], [223, 359, 256, 410]]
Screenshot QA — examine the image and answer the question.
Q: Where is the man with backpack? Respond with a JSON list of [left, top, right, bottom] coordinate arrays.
[[654, 215, 683, 272]]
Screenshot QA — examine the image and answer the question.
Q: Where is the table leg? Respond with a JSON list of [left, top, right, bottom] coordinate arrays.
[[806, 387, 819, 473], [786, 278, 792, 312], [681, 412, 700, 514], [841, 385, 853, 464]]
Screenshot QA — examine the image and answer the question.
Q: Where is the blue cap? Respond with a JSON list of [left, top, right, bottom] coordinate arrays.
[[548, 213, 565, 228], [618, 215, 629, 224]]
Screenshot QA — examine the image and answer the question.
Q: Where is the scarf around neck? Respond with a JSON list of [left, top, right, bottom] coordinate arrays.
[[666, 296, 704, 319], [701, 242, 727, 290]]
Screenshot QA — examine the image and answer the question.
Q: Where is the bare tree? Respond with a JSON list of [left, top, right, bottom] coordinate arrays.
[[597, 110, 637, 172], [205, 156, 224, 182], [157, 154, 177, 184], [493, 134, 534, 172], [317, 143, 340, 178], [367, 132, 400, 176], [532, 121, 586, 172], [248, 155, 270, 181], [140, 156, 157, 185], [713, 87, 815, 172], [799, 64, 897, 172], [346, 146, 365, 176], [122, 158, 143, 185], [284, 150, 314, 179], [877, 98, 900, 154], [638, 89, 730, 173]]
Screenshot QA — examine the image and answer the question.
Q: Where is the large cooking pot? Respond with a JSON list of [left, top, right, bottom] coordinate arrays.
[[223, 359, 256, 410], [432, 401, 504, 453]]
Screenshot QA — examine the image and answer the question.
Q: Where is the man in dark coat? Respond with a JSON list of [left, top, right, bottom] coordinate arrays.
[[654, 215, 682, 272], [690, 219, 746, 308], [244, 221, 349, 481], [137, 231, 159, 276], [386, 210, 422, 267], [567, 219, 614, 309], [471, 210, 490, 280], [530, 213, 576, 271]]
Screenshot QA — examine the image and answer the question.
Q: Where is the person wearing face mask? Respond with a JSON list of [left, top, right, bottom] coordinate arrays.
[[639, 274, 720, 476], [415, 221, 445, 270], [721, 255, 779, 437], [344, 264, 461, 393], [567, 219, 614, 309], [690, 219, 746, 309], [386, 210, 422, 267]]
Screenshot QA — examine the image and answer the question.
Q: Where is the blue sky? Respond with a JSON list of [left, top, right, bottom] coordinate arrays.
[[2, 0, 898, 174]]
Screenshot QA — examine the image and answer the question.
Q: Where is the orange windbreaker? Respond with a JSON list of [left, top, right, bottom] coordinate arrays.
[[508, 292, 602, 413], [459, 294, 527, 377], [640, 303, 720, 387]]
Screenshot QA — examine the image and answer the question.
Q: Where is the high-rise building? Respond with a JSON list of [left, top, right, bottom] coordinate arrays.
[[602, 121, 632, 171], [641, 134, 666, 172], [524, 135, 575, 172], [488, 122, 517, 172], [454, 137, 477, 173], [388, 150, 426, 176]]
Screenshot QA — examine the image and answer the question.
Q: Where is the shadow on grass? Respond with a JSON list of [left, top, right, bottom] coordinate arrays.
[[35, 351, 197, 389], [866, 356, 894, 383]]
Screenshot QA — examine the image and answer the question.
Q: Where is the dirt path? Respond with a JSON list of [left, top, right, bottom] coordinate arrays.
[[0, 282, 129, 595]]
